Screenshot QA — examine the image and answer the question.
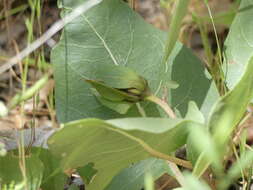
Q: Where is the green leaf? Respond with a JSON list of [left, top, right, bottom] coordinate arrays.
[[95, 96, 133, 114], [32, 148, 67, 190], [218, 149, 253, 189], [86, 64, 148, 90], [48, 117, 194, 190], [210, 56, 253, 155], [87, 80, 135, 102], [200, 82, 220, 119], [166, 80, 179, 89], [144, 173, 155, 190], [105, 158, 171, 190], [180, 172, 211, 190], [0, 151, 44, 190], [185, 101, 205, 124], [78, 163, 98, 185], [185, 101, 206, 165], [86, 74, 149, 103], [163, 0, 190, 62], [224, 0, 253, 89], [190, 126, 221, 177], [170, 44, 211, 116], [195, 55, 253, 177], [186, 101, 222, 175], [52, 0, 210, 122]]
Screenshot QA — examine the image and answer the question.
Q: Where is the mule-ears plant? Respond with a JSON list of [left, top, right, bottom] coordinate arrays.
[[1, 0, 253, 189]]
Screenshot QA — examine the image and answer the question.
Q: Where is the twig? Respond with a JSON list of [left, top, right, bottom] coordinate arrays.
[[233, 112, 252, 143], [0, 0, 103, 74]]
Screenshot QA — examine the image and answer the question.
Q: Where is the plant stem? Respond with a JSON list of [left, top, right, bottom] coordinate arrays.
[[129, 0, 135, 10], [168, 161, 185, 186], [136, 102, 147, 117], [145, 94, 190, 180], [146, 95, 176, 118], [203, 0, 222, 66]]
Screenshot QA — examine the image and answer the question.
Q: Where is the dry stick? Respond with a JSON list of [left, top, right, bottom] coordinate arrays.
[[0, 0, 102, 74], [233, 112, 252, 143]]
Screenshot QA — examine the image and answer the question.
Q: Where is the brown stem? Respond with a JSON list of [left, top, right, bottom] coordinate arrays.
[[146, 95, 176, 118]]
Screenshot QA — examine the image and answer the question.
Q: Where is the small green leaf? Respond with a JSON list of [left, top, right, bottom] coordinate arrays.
[[200, 82, 220, 119], [77, 163, 98, 185], [87, 80, 131, 102], [0, 151, 44, 190], [88, 64, 148, 91], [144, 173, 154, 190], [86, 79, 147, 103], [95, 96, 133, 114], [163, 0, 190, 62], [32, 148, 67, 190], [9, 74, 49, 109], [86, 65, 151, 104], [180, 172, 211, 190], [185, 101, 205, 166], [218, 149, 253, 189], [193, 55, 253, 177], [166, 80, 179, 89], [185, 101, 205, 124], [190, 127, 221, 177]]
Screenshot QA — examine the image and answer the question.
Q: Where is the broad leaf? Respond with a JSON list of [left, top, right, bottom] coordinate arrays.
[[105, 158, 172, 190], [52, 0, 210, 122], [48, 117, 196, 190], [0, 151, 44, 190], [224, 0, 253, 89]]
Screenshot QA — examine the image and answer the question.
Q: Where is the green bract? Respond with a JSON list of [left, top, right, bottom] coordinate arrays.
[[86, 71, 150, 103]]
